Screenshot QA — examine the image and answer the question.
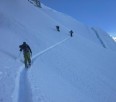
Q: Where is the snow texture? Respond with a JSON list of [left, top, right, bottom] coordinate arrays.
[[0, 0, 116, 102]]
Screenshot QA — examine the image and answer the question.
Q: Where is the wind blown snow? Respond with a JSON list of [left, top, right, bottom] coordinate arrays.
[[0, 0, 116, 102]]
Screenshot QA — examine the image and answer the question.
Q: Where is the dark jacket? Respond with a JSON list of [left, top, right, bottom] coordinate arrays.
[[19, 43, 32, 54]]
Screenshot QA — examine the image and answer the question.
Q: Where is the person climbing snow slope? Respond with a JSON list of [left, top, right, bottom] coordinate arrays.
[[19, 42, 32, 68]]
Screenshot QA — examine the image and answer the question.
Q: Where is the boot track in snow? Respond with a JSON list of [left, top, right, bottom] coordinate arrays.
[[12, 37, 70, 102]]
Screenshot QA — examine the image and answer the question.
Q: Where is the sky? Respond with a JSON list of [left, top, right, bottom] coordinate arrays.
[[41, 0, 116, 36]]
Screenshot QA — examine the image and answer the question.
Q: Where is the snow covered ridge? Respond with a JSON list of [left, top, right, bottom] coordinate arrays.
[[0, 0, 116, 102]]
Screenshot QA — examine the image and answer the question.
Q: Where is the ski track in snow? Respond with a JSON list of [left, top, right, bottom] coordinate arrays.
[[12, 37, 70, 102], [18, 69, 33, 102], [32, 37, 70, 62]]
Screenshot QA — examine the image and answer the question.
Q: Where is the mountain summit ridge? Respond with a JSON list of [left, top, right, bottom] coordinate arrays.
[[0, 1, 116, 102]]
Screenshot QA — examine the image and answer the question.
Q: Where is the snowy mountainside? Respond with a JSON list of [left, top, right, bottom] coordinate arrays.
[[112, 36, 116, 42], [0, 0, 116, 102]]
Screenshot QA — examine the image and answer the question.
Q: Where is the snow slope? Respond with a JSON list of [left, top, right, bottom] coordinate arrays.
[[0, 0, 116, 102]]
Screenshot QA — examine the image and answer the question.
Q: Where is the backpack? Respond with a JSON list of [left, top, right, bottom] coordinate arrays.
[[20, 44, 30, 53]]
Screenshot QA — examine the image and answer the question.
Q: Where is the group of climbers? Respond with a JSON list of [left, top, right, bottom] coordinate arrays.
[[56, 25, 74, 37], [19, 26, 74, 68]]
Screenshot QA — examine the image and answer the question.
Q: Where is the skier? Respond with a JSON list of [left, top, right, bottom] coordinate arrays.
[[69, 30, 73, 37], [19, 42, 32, 68], [56, 25, 60, 32]]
